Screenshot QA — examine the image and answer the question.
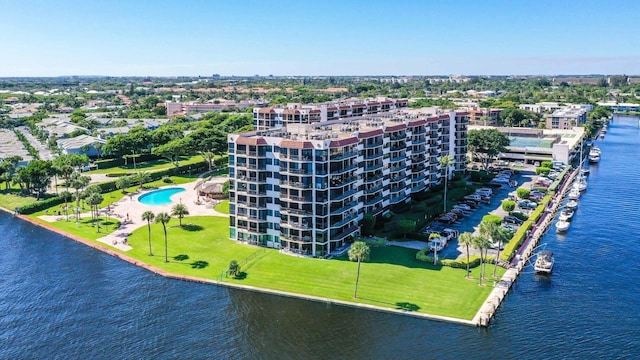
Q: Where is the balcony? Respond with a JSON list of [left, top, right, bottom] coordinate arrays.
[[362, 162, 383, 172], [363, 174, 383, 184], [330, 151, 358, 161], [280, 234, 312, 244], [281, 194, 313, 203], [331, 213, 357, 228], [390, 193, 407, 204], [363, 152, 383, 160], [280, 167, 309, 175], [330, 164, 357, 175], [364, 195, 383, 206], [363, 183, 383, 194], [331, 225, 359, 241], [363, 141, 383, 149], [286, 154, 313, 162], [280, 208, 313, 216], [280, 181, 312, 189], [281, 221, 311, 230], [330, 201, 357, 215], [330, 188, 358, 202]]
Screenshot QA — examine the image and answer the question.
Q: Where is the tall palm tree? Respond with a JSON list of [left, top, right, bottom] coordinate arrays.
[[70, 172, 90, 222], [458, 232, 474, 278], [171, 203, 189, 227], [478, 220, 498, 280], [348, 241, 370, 298], [439, 154, 454, 213], [492, 226, 510, 278], [473, 235, 491, 286], [155, 212, 171, 263], [141, 211, 155, 256]]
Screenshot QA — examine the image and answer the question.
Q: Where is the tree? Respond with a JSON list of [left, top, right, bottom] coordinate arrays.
[[24, 159, 53, 199], [60, 190, 72, 221], [70, 172, 91, 222], [439, 154, 454, 213], [155, 212, 171, 263], [227, 260, 241, 278], [200, 151, 215, 172], [502, 200, 516, 212], [115, 176, 131, 193], [429, 232, 442, 265], [141, 211, 155, 256], [152, 138, 190, 170], [473, 235, 492, 286], [171, 203, 189, 227], [86, 193, 103, 227], [467, 129, 510, 170], [132, 171, 151, 189], [360, 214, 376, 237], [458, 232, 474, 278], [397, 219, 415, 239], [348, 241, 370, 298], [492, 226, 511, 278]]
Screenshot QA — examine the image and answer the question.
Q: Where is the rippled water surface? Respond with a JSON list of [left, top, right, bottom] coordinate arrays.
[[1, 116, 639, 359]]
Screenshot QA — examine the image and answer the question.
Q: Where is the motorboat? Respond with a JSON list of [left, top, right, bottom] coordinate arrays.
[[558, 208, 574, 222], [580, 168, 590, 176], [573, 177, 587, 192], [568, 188, 581, 200], [588, 152, 600, 163], [591, 146, 601, 155], [534, 250, 554, 274], [566, 199, 579, 209], [556, 220, 570, 233]]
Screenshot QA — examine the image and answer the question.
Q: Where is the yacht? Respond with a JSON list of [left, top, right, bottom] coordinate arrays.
[[580, 168, 590, 176], [535, 250, 555, 274], [558, 208, 574, 222], [588, 151, 600, 163], [573, 177, 587, 192], [556, 220, 570, 233], [568, 188, 581, 200], [566, 199, 579, 209]]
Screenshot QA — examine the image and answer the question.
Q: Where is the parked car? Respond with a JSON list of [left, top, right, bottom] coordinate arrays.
[[503, 215, 524, 225], [518, 200, 538, 210], [490, 177, 510, 184]]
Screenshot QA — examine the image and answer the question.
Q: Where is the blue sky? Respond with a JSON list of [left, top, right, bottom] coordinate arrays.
[[1, 0, 639, 76]]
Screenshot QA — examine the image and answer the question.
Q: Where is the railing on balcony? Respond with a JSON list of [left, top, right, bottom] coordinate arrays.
[[280, 234, 312, 243], [330, 151, 358, 161]]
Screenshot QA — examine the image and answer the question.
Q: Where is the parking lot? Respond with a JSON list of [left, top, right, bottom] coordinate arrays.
[[425, 170, 537, 260]]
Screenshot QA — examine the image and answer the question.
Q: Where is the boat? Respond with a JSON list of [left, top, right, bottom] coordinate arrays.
[[556, 220, 570, 233], [568, 188, 581, 200], [588, 150, 600, 163], [558, 208, 574, 221], [573, 177, 587, 192], [580, 168, 590, 176], [599, 133, 605, 139], [566, 199, 579, 209], [534, 250, 555, 274], [591, 146, 601, 155]]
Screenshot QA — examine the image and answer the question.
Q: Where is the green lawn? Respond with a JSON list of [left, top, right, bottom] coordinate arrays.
[[87, 155, 206, 175], [38, 216, 122, 241], [214, 200, 229, 214], [0, 190, 40, 211], [115, 216, 500, 320]]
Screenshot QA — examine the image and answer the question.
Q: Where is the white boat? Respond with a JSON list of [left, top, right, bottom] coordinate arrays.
[[580, 168, 590, 176], [588, 152, 600, 163], [558, 208, 574, 222], [535, 250, 554, 274], [568, 188, 581, 200], [566, 199, 579, 209], [591, 146, 601, 155], [556, 220, 570, 233], [573, 177, 587, 192]]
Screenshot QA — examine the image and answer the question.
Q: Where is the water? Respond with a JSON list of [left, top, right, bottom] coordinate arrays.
[[137, 187, 185, 206], [1, 116, 639, 359]]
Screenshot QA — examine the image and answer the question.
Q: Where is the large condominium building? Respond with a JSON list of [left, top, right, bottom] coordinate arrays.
[[544, 108, 587, 129], [227, 109, 469, 257], [252, 98, 409, 130]]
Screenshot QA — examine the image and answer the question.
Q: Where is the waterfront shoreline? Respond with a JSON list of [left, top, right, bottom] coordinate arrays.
[[4, 206, 479, 327]]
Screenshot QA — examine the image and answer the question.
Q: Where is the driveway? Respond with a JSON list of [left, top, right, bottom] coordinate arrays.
[[16, 126, 54, 161]]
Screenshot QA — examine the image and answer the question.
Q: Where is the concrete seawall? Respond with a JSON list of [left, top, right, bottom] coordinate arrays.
[[473, 167, 578, 327]]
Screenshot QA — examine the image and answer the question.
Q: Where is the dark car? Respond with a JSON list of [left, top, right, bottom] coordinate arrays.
[[503, 215, 524, 225]]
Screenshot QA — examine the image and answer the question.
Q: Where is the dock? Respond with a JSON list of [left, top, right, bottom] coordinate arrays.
[[473, 166, 579, 327]]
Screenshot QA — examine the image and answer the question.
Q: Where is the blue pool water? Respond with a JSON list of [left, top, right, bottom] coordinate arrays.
[[137, 187, 185, 206]]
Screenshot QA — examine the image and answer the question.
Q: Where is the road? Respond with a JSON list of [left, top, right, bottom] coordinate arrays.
[[16, 126, 55, 161]]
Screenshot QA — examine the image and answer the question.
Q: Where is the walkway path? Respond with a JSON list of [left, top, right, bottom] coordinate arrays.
[[16, 126, 54, 161], [38, 179, 229, 251]]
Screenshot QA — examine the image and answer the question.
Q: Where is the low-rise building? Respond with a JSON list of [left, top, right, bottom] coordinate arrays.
[[545, 108, 587, 129], [0, 129, 33, 166], [57, 135, 106, 157]]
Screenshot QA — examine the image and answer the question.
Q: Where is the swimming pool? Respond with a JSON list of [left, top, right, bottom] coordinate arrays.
[[138, 187, 186, 206]]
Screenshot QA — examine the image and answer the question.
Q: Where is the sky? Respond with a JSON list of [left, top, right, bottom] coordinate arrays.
[[1, 0, 639, 77]]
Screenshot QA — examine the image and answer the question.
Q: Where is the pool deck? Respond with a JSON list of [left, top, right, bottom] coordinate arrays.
[[37, 180, 229, 251]]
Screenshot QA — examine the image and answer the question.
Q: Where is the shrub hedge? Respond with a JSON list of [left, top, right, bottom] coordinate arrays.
[[94, 154, 161, 169], [516, 187, 530, 199], [416, 249, 492, 268], [500, 220, 533, 261], [17, 196, 65, 214], [502, 200, 516, 212], [482, 214, 502, 225]]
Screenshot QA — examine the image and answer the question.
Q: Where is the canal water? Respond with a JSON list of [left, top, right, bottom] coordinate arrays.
[[1, 115, 639, 359]]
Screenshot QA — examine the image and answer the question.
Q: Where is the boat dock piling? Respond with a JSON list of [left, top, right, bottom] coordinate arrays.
[[474, 167, 579, 327]]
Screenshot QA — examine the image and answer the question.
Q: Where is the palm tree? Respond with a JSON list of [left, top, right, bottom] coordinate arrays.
[[141, 211, 155, 256], [155, 212, 171, 262], [492, 226, 510, 278], [429, 232, 441, 265], [458, 232, 474, 278], [473, 235, 491, 286], [200, 151, 215, 172], [348, 241, 370, 298], [439, 154, 454, 213], [171, 203, 189, 227], [133, 171, 151, 189], [478, 220, 498, 280], [70, 172, 91, 222]]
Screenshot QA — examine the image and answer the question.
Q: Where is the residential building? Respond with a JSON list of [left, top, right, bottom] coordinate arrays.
[[544, 108, 587, 129], [596, 102, 640, 113], [252, 98, 409, 130], [228, 109, 469, 256], [166, 100, 260, 118], [57, 135, 106, 157], [0, 129, 33, 165], [468, 108, 502, 125]]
